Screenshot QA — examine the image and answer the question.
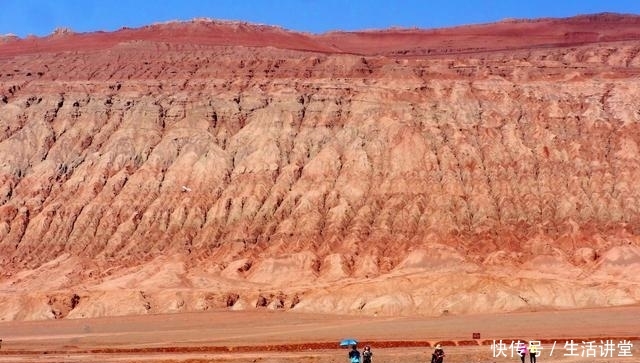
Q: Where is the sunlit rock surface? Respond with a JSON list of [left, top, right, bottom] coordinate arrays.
[[1, 13, 640, 320]]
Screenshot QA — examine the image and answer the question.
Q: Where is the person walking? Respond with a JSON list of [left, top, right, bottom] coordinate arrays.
[[348, 344, 361, 363], [362, 345, 373, 363], [529, 342, 538, 363], [431, 343, 445, 363], [518, 342, 528, 363]]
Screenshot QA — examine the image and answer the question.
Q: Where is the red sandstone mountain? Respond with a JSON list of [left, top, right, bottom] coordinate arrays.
[[1, 13, 640, 321]]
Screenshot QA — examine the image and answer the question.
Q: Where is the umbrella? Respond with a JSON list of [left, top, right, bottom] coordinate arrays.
[[340, 338, 358, 347]]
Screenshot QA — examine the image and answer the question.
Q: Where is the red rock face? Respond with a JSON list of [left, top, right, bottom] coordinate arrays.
[[1, 14, 640, 320]]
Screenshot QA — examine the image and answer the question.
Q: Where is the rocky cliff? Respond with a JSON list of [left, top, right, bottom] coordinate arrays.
[[1, 14, 640, 320]]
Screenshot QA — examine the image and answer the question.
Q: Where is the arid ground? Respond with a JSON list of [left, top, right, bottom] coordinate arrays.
[[0, 306, 638, 362]]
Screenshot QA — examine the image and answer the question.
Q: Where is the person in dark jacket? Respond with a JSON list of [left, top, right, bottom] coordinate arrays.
[[362, 345, 373, 363], [431, 343, 445, 363], [348, 345, 361, 363]]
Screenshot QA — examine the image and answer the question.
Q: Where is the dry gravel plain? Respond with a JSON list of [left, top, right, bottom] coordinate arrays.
[[0, 305, 638, 362]]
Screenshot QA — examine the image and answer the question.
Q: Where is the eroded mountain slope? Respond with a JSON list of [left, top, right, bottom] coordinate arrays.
[[1, 16, 640, 320]]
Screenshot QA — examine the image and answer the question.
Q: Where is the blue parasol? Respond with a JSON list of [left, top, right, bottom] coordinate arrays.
[[340, 338, 358, 347]]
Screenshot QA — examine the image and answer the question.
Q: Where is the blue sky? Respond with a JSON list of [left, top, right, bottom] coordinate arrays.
[[2, 0, 640, 38]]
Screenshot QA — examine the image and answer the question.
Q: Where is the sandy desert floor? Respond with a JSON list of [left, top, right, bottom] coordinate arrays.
[[0, 305, 638, 362]]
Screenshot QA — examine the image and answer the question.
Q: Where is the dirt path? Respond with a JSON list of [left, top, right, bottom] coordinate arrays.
[[0, 306, 638, 362]]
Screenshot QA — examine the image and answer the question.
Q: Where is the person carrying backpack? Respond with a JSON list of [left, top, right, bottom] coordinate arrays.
[[348, 345, 361, 363], [362, 345, 373, 363]]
